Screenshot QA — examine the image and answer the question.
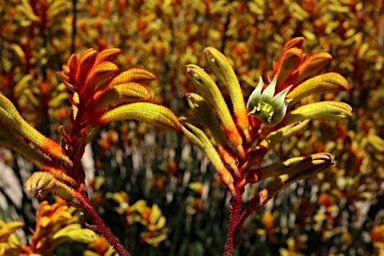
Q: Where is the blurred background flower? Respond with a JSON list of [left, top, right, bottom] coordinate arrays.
[[1, 0, 383, 255]]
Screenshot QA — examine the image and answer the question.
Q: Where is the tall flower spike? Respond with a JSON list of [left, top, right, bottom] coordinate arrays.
[[246, 76, 292, 126]]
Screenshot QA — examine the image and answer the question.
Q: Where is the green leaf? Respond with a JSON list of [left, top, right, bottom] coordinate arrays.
[[25, 172, 56, 200], [51, 224, 96, 244], [89, 82, 152, 112], [287, 72, 349, 105], [90, 102, 181, 132], [245, 156, 306, 183], [186, 93, 232, 150], [10, 43, 27, 64], [85, 126, 99, 144], [48, 91, 68, 108], [180, 120, 235, 195], [247, 153, 333, 211], [1, 130, 69, 184], [257, 120, 310, 149], [0, 94, 72, 166], [368, 132, 384, 153], [16, 2, 40, 22], [0, 125, 66, 175], [0, 221, 23, 241], [14, 74, 34, 96], [283, 101, 352, 124], [25, 172, 81, 207], [183, 95, 240, 175], [186, 64, 242, 147], [47, 0, 70, 20], [203, 47, 250, 140], [106, 68, 156, 88], [265, 153, 333, 195]]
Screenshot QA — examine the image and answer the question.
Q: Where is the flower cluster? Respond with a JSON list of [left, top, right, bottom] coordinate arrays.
[[126, 200, 168, 247], [0, 197, 95, 255], [106, 191, 168, 247], [0, 47, 181, 256], [181, 37, 352, 254]]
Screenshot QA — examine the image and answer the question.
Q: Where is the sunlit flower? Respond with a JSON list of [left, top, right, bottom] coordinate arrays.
[[246, 76, 292, 126], [0, 219, 26, 255], [84, 234, 117, 256], [126, 200, 167, 247], [28, 197, 96, 255]]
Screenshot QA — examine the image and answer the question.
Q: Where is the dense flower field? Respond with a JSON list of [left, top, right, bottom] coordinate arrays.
[[1, 1, 383, 255]]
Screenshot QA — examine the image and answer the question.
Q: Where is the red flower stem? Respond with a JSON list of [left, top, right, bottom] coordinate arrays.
[[223, 191, 242, 256], [80, 196, 130, 256], [236, 189, 271, 234]]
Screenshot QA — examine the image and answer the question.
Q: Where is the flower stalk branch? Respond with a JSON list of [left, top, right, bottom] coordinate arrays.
[[180, 38, 351, 255], [0, 47, 181, 255], [79, 197, 130, 256]]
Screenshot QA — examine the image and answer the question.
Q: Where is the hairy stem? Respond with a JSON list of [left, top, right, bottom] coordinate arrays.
[[80, 196, 130, 256], [223, 191, 242, 256]]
